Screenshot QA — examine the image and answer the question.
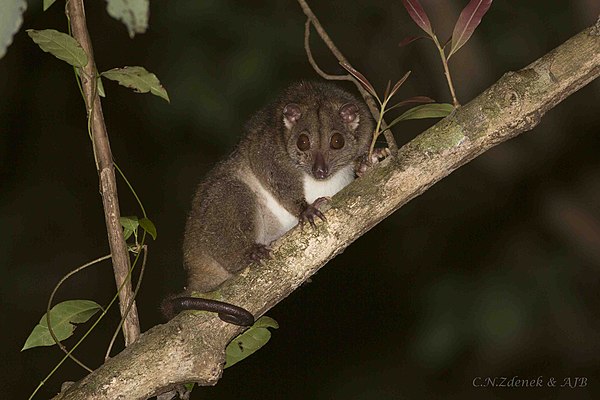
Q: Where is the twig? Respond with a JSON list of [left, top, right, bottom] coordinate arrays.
[[66, 0, 140, 346], [298, 0, 398, 153], [303, 20, 351, 81], [46, 254, 113, 373], [432, 35, 460, 107]]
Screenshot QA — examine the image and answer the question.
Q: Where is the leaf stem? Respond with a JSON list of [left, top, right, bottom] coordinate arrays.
[[369, 95, 392, 156], [114, 163, 147, 218], [44, 255, 112, 374], [432, 35, 460, 107]]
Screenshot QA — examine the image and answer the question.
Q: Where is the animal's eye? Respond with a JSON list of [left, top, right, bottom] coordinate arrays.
[[297, 134, 311, 151], [330, 132, 345, 149]]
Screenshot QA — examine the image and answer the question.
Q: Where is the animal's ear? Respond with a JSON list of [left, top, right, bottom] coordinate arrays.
[[283, 103, 302, 129], [339, 103, 360, 130]]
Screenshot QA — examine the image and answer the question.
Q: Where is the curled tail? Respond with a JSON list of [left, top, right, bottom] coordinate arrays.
[[161, 296, 254, 327]]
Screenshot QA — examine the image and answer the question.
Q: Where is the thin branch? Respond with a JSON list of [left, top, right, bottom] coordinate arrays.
[[52, 19, 600, 400], [297, 0, 398, 153], [304, 19, 351, 81], [297, 0, 346, 63], [66, 0, 140, 346]]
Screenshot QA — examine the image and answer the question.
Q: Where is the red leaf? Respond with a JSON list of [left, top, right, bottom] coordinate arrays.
[[441, 35, 452, 49], [383, 80, 392, 101], [448, 0, 493, 58], [398, 35, 427, 47], [389, 71, 412, 99], [401, 0, 434, 37], [339, 62, 378, 99]]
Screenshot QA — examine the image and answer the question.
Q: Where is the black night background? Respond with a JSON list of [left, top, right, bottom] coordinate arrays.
[[2, 1, 600, 399]]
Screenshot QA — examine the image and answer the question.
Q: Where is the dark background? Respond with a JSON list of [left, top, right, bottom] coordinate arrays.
[[2, 0, 600, 399]]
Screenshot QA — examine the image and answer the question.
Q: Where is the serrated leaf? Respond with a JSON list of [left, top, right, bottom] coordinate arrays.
[[43, 0, 57, 11], [401, 0, 434, 37], [22, 300, 102, 351], [27, 29, 87, 68], [139, 217, 157, 240], [0, 0, 27, 60], [388, 103, 453, 128], [225, 316, 279, 369], [448, 0, 493, 59], [102, 66, 170, 102], [105, 0, 149, 39], [339, 62, 378, 100]]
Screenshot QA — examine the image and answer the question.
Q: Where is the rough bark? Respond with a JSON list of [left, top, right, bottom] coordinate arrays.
[[53, 19, 600, 400], [66, 0, 140, 345]]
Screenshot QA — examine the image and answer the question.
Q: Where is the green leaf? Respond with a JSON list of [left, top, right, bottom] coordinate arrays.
[[120, 215, 139, 231], [123, 227, 134, 241], [253, 316, 279, 329], [388, 103, 454, 128], [22, 300, 102, 351], [102, 66, 170, 103], [139, 217, 157, 240], [105, 0, 149, 38], [26, 29, 87, 68], [184, 383, 195, 392], [97, 76, 106, 98], [225, 316, 279, 369], [43, 0, 57, 11], [0, 0, 27, 60], [121, 216, 139, 241]]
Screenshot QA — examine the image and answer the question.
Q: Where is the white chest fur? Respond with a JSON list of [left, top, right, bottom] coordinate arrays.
[[238, 166, 298, 245], [238, 164, 355, 245], [303, 165, 355, 204]]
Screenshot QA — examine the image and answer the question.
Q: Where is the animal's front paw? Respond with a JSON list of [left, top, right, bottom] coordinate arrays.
[[299, 197, 329, 229], [248, 243, 271, 264], [355, 147, 391, 177]]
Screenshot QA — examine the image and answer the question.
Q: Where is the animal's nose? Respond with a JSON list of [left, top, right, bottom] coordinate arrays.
[[312, 152, 329, 180]]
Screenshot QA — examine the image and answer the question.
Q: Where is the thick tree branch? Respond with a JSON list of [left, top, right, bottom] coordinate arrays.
[[53, 19, 600, 400], [66, 0, 140, 345], [298, 0, 398, 152]]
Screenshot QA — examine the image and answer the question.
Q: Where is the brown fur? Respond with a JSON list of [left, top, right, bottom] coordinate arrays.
[[181, 81, 374, 294]]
